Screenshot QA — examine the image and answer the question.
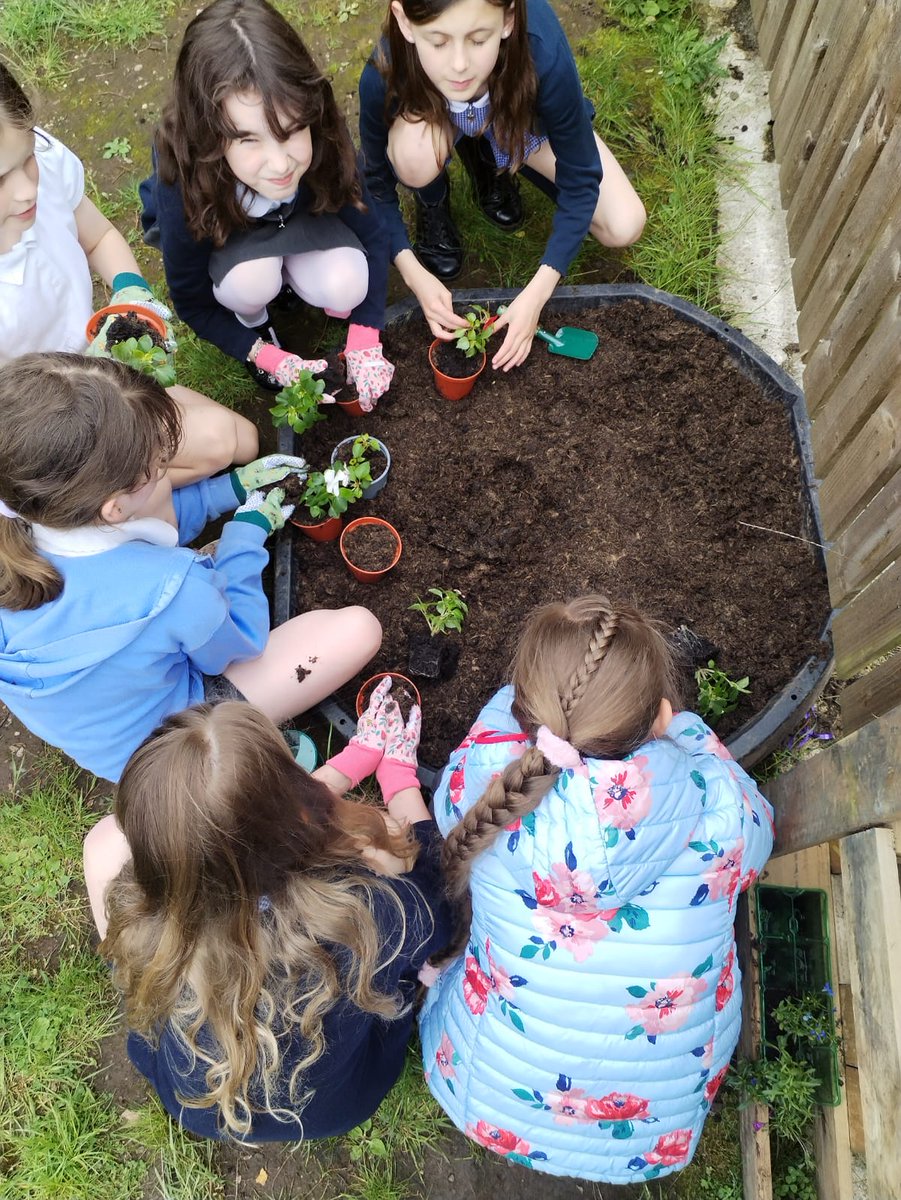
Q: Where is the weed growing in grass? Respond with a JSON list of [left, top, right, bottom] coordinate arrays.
[[124, 1099, 224, 1200], [695, 659, 751, 723], [101, 136, 132, 162]]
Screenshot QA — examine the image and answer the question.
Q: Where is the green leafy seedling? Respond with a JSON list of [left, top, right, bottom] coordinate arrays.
[[409, 587, 468, 636], [270, 371, 328, 436], [695, 659, 750, 724], [453, 304, 496, 359], [299, 458, 371, 521], [101, 136, 132, 161], [109, 334, 176, 387]]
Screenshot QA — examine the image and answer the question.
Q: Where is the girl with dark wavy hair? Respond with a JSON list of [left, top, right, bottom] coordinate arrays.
[[359, 0, 646, 371], [140, 0, 394, 407], [85, 692, 451, 1141], [417, 595, 774, 1183]]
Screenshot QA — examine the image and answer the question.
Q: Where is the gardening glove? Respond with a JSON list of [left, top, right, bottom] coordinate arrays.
[[376, 702, 422, 803], [251, 343, 332, 393], [230, 454, 308, 504], [342, 324, 395, 412], [110, 274, 175, 343], [232, 486, 294, 535], [325, 676, 395, 787]]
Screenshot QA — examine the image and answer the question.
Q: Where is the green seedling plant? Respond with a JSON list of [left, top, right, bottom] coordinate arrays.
[[101, 135, 132, 161], [695, 659, 750, 723], [453, 304, 496, 359], [299, 458, 371, 521], [270, 370, 328, 436], [409, 587, 468, 636], [348, 433, 382, 467], [110, 334, 176, 387]]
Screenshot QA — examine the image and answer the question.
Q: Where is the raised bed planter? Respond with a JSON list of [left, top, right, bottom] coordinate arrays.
[[755, 884, 841, 1106], [275, 284, 834, 789]]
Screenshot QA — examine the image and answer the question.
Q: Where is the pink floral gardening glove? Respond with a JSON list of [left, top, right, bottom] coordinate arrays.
[[376, 702, 422, 803], [343, 324, 395, 412], [252, 343, 332, 392], [324, 676, 394, 787]]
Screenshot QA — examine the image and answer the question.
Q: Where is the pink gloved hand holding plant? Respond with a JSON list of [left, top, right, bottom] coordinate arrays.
[[342, 324, 395, 411], [325, 675, 395, 787], [376, 701, 422, 803]]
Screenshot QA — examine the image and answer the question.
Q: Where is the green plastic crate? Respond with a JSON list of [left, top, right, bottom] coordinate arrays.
[[755, 885, 841, 1106]]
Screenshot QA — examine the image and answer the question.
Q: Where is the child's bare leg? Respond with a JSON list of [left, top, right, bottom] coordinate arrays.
[[212, 256, 284, 326], [388, 117, 454, 188], [83, 814, 131, 940], [225, 606, 382, 724], [523, 132, 646, 247], [166, 384, 258, 486]]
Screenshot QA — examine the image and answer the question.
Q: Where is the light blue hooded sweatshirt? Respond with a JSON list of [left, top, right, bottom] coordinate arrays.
[[0, 474, 269, 781], [419, 686, 774, 1185]]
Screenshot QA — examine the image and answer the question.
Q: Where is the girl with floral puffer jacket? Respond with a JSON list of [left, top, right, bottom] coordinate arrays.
[[419, 596, 773, 1185]]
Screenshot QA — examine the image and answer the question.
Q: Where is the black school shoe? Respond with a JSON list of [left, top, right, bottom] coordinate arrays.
[[245, 322, 284, 392], [455, 136, 523, 230], [413, 177, 464, 280]]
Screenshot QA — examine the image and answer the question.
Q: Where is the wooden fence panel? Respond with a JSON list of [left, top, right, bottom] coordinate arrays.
[[818, 384, 901, 540], [771, 0, 842, 167], [841, 651, 901, 735], [827, 460, 901, 607], [832, 557, 901, 678], [754, 1, 795, 71]]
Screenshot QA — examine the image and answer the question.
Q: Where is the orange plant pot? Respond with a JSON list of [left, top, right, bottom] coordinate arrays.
[[290, 513, 343, 542], [429, 340, 486, 400], [356, 672, 422, 717], [85, 304, 168, 344], [340, 517, 402, 583], [335, 395, 366, 417]]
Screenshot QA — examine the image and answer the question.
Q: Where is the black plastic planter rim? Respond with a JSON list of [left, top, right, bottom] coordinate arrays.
[[275, 283, 835, 787]]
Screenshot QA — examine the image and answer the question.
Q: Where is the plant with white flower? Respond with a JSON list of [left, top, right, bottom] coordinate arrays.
[[299, 458, 372, 521]]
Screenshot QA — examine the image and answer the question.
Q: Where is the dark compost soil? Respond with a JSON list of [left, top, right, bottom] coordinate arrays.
[[106, 310, 165, 348], [344, 521, 400, 571], [289, 300, 830, 771], [431, 341, 486, 378]]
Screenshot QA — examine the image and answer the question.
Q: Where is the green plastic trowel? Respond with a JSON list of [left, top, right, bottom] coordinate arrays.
[[496, 305, 599, 360]]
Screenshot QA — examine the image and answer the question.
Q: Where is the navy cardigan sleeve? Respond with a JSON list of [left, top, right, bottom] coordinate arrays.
[[140, 163, 390, 362], [357, 0, 602, 279]]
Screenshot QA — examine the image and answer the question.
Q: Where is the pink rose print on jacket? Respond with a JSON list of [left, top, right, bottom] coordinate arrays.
[[625, 958, 712, 1042], [463, 955, 491, 1015], [513, 1075, 656, 1139], [592, 755, 652, 840], [716, 946, 736, 1012], [532, 907, 611, 963], [704, 1065, 729, 1102], [543, 1085, 592, 1125], [435, 1032, 462, 1095], [645, 1128, 693, 1166], [466, 1121, 549, 1168]]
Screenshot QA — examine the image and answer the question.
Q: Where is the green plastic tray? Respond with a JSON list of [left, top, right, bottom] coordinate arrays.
[[755, 885, 841, 1106]]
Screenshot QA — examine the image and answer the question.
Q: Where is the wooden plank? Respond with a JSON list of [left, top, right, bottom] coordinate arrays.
[[810, 296, 901, 475], [772, 0, 847, 175], [785, 0, 901, 250], [766, 700, 901, 855], [736, 896, 773, 1200], [833, 557, 901, 678], [763, 0, 820, 113], [802, 224, 901, 413], [840, 650, 901, 734], [827, 461, 901, 606], [761, 848, 853, 1200], [790, 86, 894, 308], [756, 0, 798, 71], [797, 116, 901, 356], [818, 384, 901, 539], [840, 827, 901, 1200], [830, 874, 866, 1155]]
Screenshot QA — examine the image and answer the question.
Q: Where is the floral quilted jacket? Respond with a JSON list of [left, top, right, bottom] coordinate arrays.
[[418, 686, 774, 1184]]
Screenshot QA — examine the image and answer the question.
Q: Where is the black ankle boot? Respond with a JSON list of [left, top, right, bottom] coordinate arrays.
[[455, 136, 523, 230], [413, 177, 464, 280]]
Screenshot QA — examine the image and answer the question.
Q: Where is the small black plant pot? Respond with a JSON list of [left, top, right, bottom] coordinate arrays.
[[408, 633, 461, 682]]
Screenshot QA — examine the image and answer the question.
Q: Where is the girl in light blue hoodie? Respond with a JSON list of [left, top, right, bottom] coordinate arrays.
[[0, 353, 380, 791]]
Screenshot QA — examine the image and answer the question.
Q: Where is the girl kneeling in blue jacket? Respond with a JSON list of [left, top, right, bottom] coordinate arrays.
[[418, 595, 774, 1185], [0, 353, 380, 787]]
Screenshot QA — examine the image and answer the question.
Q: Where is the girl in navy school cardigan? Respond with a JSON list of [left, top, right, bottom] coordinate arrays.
[[359, 0, 646, 372]]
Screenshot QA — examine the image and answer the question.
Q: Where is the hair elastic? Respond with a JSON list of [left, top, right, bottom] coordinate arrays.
[[535, 725, 582, 771], [0, 499, 19, 520]]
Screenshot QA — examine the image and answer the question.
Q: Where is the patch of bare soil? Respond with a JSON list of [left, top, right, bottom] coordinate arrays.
[[289, 299, 830, 771]]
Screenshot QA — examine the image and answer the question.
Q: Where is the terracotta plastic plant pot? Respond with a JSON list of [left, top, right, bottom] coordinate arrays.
[[331, 436, 392, 499], [335, 395, 366, 417], [85, 303, 168, 344], [290, 512, 343, 542], [429, 339, 486, 400], [340, 517, 402, 583], [356, 671, 421, 718]]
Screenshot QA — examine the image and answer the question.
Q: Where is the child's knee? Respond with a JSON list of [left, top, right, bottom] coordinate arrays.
[[388, 123, 446, 190], [190, 406, 258, 473], [593, 197, 647, 248], [345, 606, 382, 660]]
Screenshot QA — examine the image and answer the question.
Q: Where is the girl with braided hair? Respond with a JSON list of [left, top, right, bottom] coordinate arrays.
[[418, 595, 774, 1185]]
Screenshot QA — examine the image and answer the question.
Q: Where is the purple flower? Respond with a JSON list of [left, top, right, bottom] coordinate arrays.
[[753, 1121, 766, 1131], [822, 982, 834, 997]]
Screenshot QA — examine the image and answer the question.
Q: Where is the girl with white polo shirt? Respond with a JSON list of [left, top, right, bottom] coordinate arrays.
[[0, 64, 256, 486]]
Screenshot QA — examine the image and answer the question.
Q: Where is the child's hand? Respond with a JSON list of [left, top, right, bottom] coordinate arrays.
[[252, 344, 331, 392], [232, 486, 294, 535], [343, 345, 395, 411], [376, 703, 422, 803], [489, 291, 542, 371], [324, 676, 394, 787], [109, 281, 176, 350], [410, 272, 462, 341], [231, 454, 307, 502]]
